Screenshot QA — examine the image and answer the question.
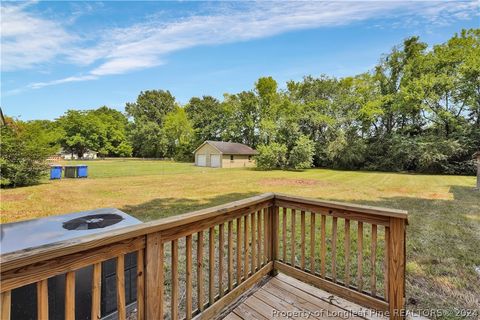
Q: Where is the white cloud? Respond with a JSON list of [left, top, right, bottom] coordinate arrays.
[[2, 1, 478, 90], [28, 75, 98, 89], [0, 2, 75, 71]]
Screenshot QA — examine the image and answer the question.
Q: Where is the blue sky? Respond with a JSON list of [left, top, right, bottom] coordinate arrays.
[[1, 1, 478, 120]]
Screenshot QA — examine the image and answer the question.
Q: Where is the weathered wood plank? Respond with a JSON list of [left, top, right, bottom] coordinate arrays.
[[209, 227, 215, 306], [388, 218, 406, 319], [332, 217, 338, 282], [186, 235, 193, 320], [160, 202, 272, 243], [371, 224, 377, 297], [244, 295, 287, 319], [172, 240, 179, 320], [357, 222, 364, 292], [300, 211, 306, 270], [91, 263, 101, 320], [272, 275, 375, 320], [224, 312, 243, 320], [192, 262, 273, 320], [320, 215, 326, 277], [197, 231, 205, 311], [276, 199, 391, 227], [236, 218, 242, 285], [275, 194, 408, 218], [1, 194, 275, 274], [0, 291, 11, 320], [1, 237, 145, 292], [37, 279, 49, 320], [257, 210, 262, 268], [146, 233, 163, 319], [232, 303, 268, 320], [219, 223, 225, 298], [310, 212, 315, 274], [282, 207, 287, 262], [265, 279, 354, 320], [116, 255, 126, 320], [291, 209, 296, 267], [251, 213, 256, 274], [275, 273, 388, 320], [136, 250, 145, 320], [228, 221, 234, 291], [244, 215, 249, 279], [263, 208, 268, 263], [274, 261, 388, 312], [345, 219, 351, 288], [65, 271, 75, 320], [271, 206, 279, 275], [384, 226, 390, 301]]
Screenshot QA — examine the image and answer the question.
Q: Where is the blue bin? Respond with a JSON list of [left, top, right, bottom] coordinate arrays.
[[77, 165, 88, 178], [50, 165, 62, 180]]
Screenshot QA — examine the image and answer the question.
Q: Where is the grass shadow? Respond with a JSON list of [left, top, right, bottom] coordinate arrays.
[[120, 192, 259, 222]]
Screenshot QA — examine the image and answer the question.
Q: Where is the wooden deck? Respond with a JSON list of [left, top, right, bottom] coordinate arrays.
[[0, 193, 408, 320], [223, 273, 386, 320]]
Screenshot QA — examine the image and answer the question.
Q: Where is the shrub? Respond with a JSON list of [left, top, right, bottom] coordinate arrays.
[[326, 131, 366, 169], [255, 143, 287, 170], [288, 135, 314, 170], [1, 124, 50, 188]]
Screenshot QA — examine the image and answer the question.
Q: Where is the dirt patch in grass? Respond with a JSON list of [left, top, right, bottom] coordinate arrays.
[[1, 194, 27, 201], [259, 178, 334, 187]]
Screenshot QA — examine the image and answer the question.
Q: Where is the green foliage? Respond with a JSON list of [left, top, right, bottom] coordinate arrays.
[[163, 107, 194, 161], [58, 107, 132, 157], [122, 28, 479, 175], [8, 29, 478, 176], [255, 143, 287, 170], [185, 96, 226, 145], [126, 90, 177, 157], [288, 136, 315, 170], [326, 131, 366, 169], [1, 121, 50, 187]]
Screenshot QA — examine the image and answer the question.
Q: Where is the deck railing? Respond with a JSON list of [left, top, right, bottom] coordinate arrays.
[[0, 193, 407, 320]]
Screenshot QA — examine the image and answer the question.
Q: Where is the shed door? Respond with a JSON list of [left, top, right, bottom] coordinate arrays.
[[197, 154, 206, 166], [211, 155, 221, 168]]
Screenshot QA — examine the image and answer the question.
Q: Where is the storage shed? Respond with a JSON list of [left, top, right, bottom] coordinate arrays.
[[193, 141, 257, 168]]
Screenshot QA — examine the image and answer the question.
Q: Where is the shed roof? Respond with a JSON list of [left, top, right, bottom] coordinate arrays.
[[194, 141, 258, 155]]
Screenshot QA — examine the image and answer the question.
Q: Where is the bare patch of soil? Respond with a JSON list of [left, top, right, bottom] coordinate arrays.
[[259, 178, 334, 187], [1, 194, 27, 201]]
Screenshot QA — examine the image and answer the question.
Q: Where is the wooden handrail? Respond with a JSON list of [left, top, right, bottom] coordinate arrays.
[[275, 193, 408, 219], [272, 194, 407, 320], [0, 193, 275, 272], [0, 193, 407, 320]]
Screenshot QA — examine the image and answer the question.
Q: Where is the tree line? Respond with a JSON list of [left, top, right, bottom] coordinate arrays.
[[2, 29, 478, 186]]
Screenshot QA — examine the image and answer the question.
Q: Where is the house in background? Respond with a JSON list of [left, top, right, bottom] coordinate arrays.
[[193, 141, 257, 168], [57, 148, 98, 160]]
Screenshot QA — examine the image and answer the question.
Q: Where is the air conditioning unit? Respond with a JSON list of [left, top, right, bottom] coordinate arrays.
[[1, 208, 142, 320]]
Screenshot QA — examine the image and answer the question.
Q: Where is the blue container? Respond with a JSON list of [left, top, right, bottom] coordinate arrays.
[[77, 165, 88, 178], [50, 165, 62, 180]]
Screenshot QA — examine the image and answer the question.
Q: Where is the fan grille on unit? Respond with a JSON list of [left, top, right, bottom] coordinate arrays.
[[63, 214, 124, 230]]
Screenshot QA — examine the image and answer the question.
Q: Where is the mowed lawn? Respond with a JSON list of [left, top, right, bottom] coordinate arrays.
[[1, 159, 479, 318]]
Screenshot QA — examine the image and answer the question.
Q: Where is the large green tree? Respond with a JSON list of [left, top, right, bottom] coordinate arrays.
[[126, 90, 177, 157], [58, 107, 132, 158]]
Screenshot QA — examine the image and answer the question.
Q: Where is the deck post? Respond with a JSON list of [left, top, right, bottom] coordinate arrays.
[[388, 218, 406, 320], [145, 232, 164, 320], [270, 205, 279, 276]]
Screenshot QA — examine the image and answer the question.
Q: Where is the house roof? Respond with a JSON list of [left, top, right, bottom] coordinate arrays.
[[194, 141, 258, 155]]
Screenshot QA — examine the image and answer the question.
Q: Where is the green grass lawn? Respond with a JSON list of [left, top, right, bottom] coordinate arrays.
[[1, 159, 479, 318]]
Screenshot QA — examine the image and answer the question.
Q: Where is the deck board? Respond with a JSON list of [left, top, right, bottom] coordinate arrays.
[[222, 273, 388, 320], [233, 302, 268, 319]]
